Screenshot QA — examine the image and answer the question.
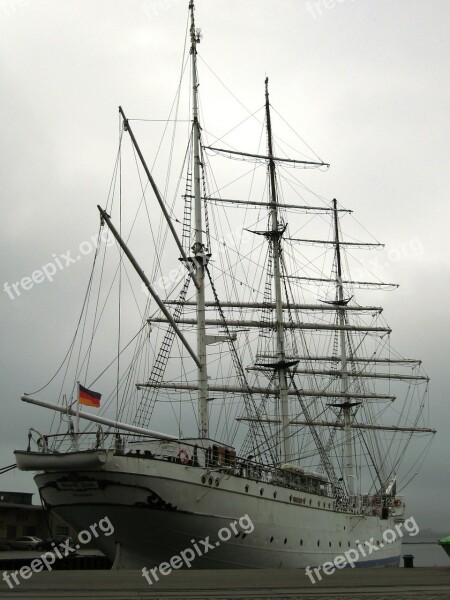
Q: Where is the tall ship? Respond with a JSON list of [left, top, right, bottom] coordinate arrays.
[[15, 1, 434, 569]]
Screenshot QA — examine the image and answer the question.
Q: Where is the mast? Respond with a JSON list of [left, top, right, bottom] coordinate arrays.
[[190, 1, 209, 438], [332, 198, 355, 496], [265, 78, 291, 465]]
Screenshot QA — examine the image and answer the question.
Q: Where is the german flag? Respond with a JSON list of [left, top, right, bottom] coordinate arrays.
[[79, 384, 101, 408]]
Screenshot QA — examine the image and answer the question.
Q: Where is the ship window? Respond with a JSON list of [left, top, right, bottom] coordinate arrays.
[[201, 475, 206, 484], [317, 540, 320, 547], [339, 541, 342, 547], [273, 491, 277, 499], [309, 499, 312, 505], [284, 538, 287, 544], [215, 478, 219, 486], [208, 477, 213, 485], [245, 485, 249, 493], [348, 541, 351, 547], [300, 539, 303, 546], [329, 541, 332, 547], [270, 536, 274, 543], [260, 488, 264, 496]]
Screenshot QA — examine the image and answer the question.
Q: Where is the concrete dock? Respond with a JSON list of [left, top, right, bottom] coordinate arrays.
[[0, 567, 449, 599]]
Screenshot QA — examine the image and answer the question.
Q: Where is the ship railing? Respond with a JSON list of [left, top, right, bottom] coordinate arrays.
[[331, 493, 407, 516], [26, 431, 333, 497], [358, 493, 406, 517], [343, 494, 377, 514], [25, 429, 125, 454]]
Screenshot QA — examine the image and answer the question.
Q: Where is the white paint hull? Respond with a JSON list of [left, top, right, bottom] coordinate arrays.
[[32, 452, 401, 569]]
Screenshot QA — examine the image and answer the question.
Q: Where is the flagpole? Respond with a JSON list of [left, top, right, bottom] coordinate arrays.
[[75, 381, 80, 450]]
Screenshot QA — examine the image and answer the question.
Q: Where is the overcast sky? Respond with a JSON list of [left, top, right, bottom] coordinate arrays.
[[1, 0, 449, 533]]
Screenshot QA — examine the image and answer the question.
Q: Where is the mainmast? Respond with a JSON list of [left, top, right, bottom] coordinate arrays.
[[189, 1, 209, 439], [265, 78, 292, 465], [332, 198, 355, 496]]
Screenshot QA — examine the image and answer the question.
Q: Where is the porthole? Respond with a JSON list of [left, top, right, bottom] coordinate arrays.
[[270, 536, 274, 543], [289, 495, 292, 502], [339, 541, 342, 548], [309, 499, 312, 505], [318, 501, 320, 507], [260, 488, 264, 496], [201, 475, 206, 484], [300, 539, 303, 546], [329, 541, 332, 548], [284, 538, 287, 544], [317, 540, 320, 547], [348, 541, 351, 548], [245, 485, 249, 493], [273, 491, 277, 499], [215, 478, 220, 486], [208, 477, 213, 485]]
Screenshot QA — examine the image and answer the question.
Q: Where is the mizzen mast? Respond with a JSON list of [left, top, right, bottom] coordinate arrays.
[[332, 198, 356, 496], [265, 78, 292, 465]]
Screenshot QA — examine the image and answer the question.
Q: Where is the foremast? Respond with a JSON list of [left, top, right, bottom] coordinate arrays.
[[264, 78, 292, 465], [332, 198, 355, 496], [189, 0, 209, 439]]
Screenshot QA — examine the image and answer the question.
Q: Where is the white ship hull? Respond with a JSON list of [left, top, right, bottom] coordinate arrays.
[[26, 451, 401, 569]]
